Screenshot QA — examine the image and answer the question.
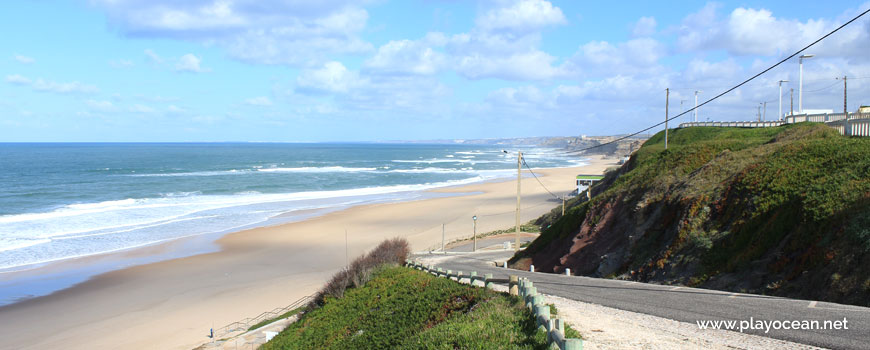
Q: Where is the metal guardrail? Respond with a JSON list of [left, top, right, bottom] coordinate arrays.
[[213, 294, 313, 339], [405, 259, 583, 350]]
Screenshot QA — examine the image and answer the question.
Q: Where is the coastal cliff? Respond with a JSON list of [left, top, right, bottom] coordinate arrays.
[[511, 123, 870, 306]]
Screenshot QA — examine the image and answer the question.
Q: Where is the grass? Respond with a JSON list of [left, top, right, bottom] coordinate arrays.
[[262, 266, 580, 350], [511, 123, 870, 305]]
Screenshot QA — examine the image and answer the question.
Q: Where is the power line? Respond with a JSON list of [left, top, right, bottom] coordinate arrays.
[[574, 7, 870, 153], [520, 157, 561, 200], [803, 80, 842, 93]]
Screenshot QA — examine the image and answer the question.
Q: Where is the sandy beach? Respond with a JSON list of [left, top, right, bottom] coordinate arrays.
[[0, 156, 617, 350]]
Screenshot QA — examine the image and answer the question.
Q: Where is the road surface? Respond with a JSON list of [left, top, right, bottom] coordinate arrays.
[[417, 250, 869, 350]]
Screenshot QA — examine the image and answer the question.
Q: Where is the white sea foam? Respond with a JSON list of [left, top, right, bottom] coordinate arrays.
[[0, 174, 515, 270], [257, 166, 378, 173]]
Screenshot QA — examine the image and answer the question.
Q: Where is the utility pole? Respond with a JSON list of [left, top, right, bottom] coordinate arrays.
[[763, 101, 767, 121], [561, 197, 566, 216], [515, 151, 522, 252], [790, 88, 794, 117], [843, 75, 848, 114], [665, 88, 671, 149], [778, 80, 789, 120], [757, 104, 762, 121]]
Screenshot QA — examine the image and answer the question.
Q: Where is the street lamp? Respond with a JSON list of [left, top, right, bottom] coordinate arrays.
[[799, 54, 814, 113], [778, 80, 789, 120], [472, 215, 478, 252]]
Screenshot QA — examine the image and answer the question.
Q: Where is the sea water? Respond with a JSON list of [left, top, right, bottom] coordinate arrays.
[[0, 143, 584, 303]]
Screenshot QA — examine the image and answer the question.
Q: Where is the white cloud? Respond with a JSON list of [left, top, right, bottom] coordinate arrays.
[[167, 105, 187, 113], [364, 35, 447, 75], [632, 16, 657, 37], [476, 0, 566, 33], [487, 85, 550, 108], [296, 61, 364, 93], [5, 74, 31, 85], [13, 54, 34, 64], [245, 96, 273, 106], [676, 4, 870, 59], [144, 49, 164, 63], [110, 59, 134, 68], [176, 53, 209, 72], [130, 104, 156, 113], [86, 100, 115, 111], [456, 50, 563, 80], [93, 1, 374, 66], [568, 38, 665, 78], [6, 74, 98, 94]]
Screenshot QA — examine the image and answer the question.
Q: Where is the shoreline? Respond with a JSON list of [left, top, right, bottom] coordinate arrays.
[[0, 155, 618, 350]]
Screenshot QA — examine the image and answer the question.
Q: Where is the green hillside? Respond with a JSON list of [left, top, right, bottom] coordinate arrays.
[[511, 123, 870, 305], [262, 266, 578, 350]]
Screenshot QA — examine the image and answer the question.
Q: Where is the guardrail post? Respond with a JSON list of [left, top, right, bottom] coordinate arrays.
[[470, 271, 478, 286], [564, 338, 583, 350], [484, 274, 493, 289], [565, 268, 571, 276], [509, 275, 518, 296], [458, 271, 464, 283], [530, 264, 535, 272]]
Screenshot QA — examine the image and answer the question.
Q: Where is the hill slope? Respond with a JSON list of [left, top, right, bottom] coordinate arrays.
[[262, 266, 577, 350], [511, 123, 870, 306]]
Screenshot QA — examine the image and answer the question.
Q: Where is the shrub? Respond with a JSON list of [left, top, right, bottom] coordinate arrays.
[[312, 237, 411, 306]]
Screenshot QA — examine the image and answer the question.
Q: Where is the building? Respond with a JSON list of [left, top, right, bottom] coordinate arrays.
[[576, 174, 604, 198]]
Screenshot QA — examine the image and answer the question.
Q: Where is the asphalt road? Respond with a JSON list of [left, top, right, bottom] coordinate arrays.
[[418, 250, 870, 350]]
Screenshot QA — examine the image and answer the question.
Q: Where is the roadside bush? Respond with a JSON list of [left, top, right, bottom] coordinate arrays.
[[312, 237, 411, 306]]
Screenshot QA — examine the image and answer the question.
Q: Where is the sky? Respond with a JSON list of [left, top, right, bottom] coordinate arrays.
[[1, 0, 869, 142]]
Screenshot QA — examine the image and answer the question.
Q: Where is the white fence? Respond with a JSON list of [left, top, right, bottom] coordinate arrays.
[[678, 112, 870, 137]]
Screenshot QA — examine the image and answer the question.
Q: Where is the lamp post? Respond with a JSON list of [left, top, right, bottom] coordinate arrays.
[[472, 215, 478, 252], [799, 54, 814, 113], [778, 80, 789, 120]]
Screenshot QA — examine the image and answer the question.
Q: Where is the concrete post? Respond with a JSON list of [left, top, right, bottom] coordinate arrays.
[[564, 339, 583, 350], [530, 265, 535, 272], [509, 275, 519, 296], [484, 273, 494, 289], [565, 268, 571, 276], [556, 319, 564, 333]]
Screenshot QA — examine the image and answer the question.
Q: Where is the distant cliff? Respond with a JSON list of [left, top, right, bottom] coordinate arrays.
[[389, 135, 647, 157], [510, 123, 870, 306]]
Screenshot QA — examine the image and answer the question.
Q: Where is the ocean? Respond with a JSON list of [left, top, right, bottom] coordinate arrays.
[[0, 143, 583, 292]]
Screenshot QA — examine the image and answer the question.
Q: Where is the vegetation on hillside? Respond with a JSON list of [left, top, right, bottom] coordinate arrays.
[[262, 266, 577, 350], [511, 123, 870, 305]]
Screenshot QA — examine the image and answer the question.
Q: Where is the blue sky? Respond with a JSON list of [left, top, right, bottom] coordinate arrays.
[[1, 0, 869, 142]]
